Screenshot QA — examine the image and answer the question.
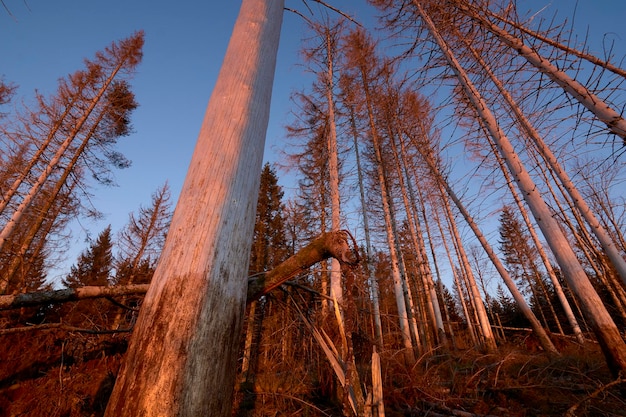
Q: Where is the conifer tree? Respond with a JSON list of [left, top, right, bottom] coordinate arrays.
[[63, 226, 114, 288], [249, 163, 288, 275]]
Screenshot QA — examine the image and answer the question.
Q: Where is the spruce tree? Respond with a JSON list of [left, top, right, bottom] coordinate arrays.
[[63, 225, 114, 288], [249, 163, 287, 274]]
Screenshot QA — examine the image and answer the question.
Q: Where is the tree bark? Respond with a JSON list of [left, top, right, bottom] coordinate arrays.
[[247, 230, 359, 301], [104, 1, 284, 415]]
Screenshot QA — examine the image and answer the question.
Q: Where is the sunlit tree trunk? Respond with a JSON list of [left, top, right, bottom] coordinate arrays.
[[105, 1, 284, 415], [458, 34, 585, 342], [323, 26, 344, 306], [456, 0, 626, 141], [347, 102, 384, 349], [413, 1, 626, 375]]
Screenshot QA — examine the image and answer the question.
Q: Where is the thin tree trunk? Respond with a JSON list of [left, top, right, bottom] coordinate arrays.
[[349, 104, 384, 349], [456, 0, 626, 140], [323, 27, 344, 306], [413, 0, 626, 375], [105, 1, 284, 415], [459, 34, 585, 342]]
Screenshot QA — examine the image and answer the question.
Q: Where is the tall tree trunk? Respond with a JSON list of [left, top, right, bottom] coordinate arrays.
[[323, 27, 344, 306], [105, 1, 284, 415], [456, 0, 626, 140], [413, 132, 553, 353], [349, 104, 384, 349], [413, 0, 626, 375]]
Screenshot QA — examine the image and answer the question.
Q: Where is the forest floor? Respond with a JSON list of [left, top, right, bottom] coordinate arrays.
[[1, 326, 625, 416]]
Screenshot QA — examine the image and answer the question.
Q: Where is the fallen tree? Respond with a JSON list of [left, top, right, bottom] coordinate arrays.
[[0, 284, 150, 310], [0, 230, 359, 312]]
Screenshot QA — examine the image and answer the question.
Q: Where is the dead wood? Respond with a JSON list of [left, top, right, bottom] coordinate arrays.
[[0, 322, 133, 335], [246, 229, 359, 302], [0, 284, 150, 310], [0, 230, 359, 312]]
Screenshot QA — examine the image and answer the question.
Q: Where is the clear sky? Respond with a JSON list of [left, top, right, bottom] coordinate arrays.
[[1, 1, 624, 284]]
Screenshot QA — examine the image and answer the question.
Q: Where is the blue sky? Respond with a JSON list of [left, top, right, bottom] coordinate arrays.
[[1, 1, 624, 284]]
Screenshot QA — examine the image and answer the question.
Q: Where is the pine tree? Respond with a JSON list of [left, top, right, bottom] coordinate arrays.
[[63, 226, 114, 288], [500, 204, 573, 335], [249, 163, 287, 275]]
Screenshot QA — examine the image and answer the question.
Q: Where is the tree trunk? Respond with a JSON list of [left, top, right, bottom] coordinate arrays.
[[324, 26, 344, 306], [0, 284, 149, 310], [413, 0, 626, 375], [104, 1, 284, 415], [349, 104, 384, 349]]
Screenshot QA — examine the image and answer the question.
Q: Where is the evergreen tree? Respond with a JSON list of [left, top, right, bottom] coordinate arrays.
[[249, 163, 288, 274], [63, 226, 114, 288], [498, 205, 540, 287]]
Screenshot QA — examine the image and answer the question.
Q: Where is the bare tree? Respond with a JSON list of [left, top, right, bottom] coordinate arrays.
[[409, 0, 626, 375]]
